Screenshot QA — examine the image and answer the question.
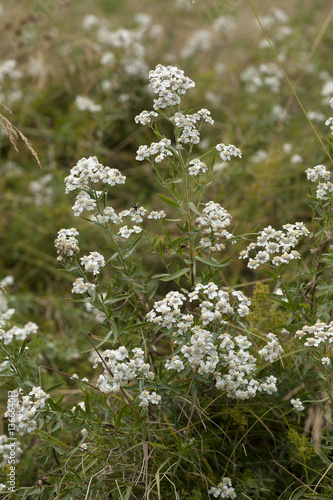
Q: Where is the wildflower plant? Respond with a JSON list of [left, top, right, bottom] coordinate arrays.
[[2, 53, 333, 498], [44, 64, 316, 498]]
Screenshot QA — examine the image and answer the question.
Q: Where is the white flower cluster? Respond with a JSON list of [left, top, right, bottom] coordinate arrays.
[[65, 157, 126, 193], [240, 222, 309, 269], [180, 15, 235, 59], [194, 201, 233, 251], [146, 290, 188, 330], [0, 435, 23, 467], [139, 389, 161, 408], [178, 326, 219, 374], [259, 7, 289, 29], [0, 319, 38, 345], [80, 252, 105, 275], [215, 332, 279, 400], [291, 398, 305, 411], [0, 291, 38, 347], [118, 225, 142, 239], [134, 110, 158, 125], [180, 29, 213, 59], [71, 278, 96, 295], [147, 210, 166, 220], [93, 204, 162, 237], [149, 64, 195, 110], [188, 158, 208, 176], [241, 62, 283, 94], [95, 21, 149, 78], [75, 95, 101, 112], [171, 109, 214, 145], [147, 285, 256, 380], [4, 387, 49, 435], [54, 228, 80, 262], [118, 206, 147, 224], [208, 477, 236, 499], [306, 164, 333, 200], [95, 205, 146, 226], [64, 156, 125, 216], [258, 333, 284, 362], [147, 284, 250, 336], [295, 322, 333, 366], [216, 143, 242, 162], [135, 138, 172, 163], [92, 347, 155, 394], [72, 190, 97, 216], [0, 59, 22, 82], [28, 173, 54, 207]]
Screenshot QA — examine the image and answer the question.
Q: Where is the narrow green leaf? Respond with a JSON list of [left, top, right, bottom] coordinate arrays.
[[84, 393, 91, 415], [157, 193, 186, 215], [45, 382, 66, 393], [104, 294, 132, 305], [160, 267, 190, 281], [195, 255, 229, 268], [158, 240, 163, 258], [188, 201, 201, 216], [124, 486, 133, 500], [152, 273, 169, 279], [124, 233, 145, 258]]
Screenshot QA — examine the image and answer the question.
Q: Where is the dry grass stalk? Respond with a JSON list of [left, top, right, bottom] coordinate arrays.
[[304, 393, 333, 454], [0, 107, 42, 169]]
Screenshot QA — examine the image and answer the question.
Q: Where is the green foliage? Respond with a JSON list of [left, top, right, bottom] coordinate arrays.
[[248, 282, 287, 332], [287, 428, 315, 464], [1, 0, 333, 498]]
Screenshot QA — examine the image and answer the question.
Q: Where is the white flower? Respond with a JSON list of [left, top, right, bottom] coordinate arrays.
[[209, 477, 236, 499], [216, 143, 242, 161], [72, 190, 97, 216], [64, 156, 125, 194], [4, 387, 49, 435], [149, 64, 195, 110], [147, 210, 166, 219], [291, 398, 304, 411], [54, 228, 80, 262], [188, 158, 207, 176], [259, 333, 284, 362], [136, 138, 172, 162], [71, 278, 96, 295], [290, 154, 303, 165], [241, 222, 309, 269], [118, 225, 142, 239], [75, 96, 101, 112], [80, 252, 105, 275], [134, 110, 158, 125]]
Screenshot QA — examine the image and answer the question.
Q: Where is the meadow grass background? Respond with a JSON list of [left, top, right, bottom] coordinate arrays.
[[1, 0, 333, 497]]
